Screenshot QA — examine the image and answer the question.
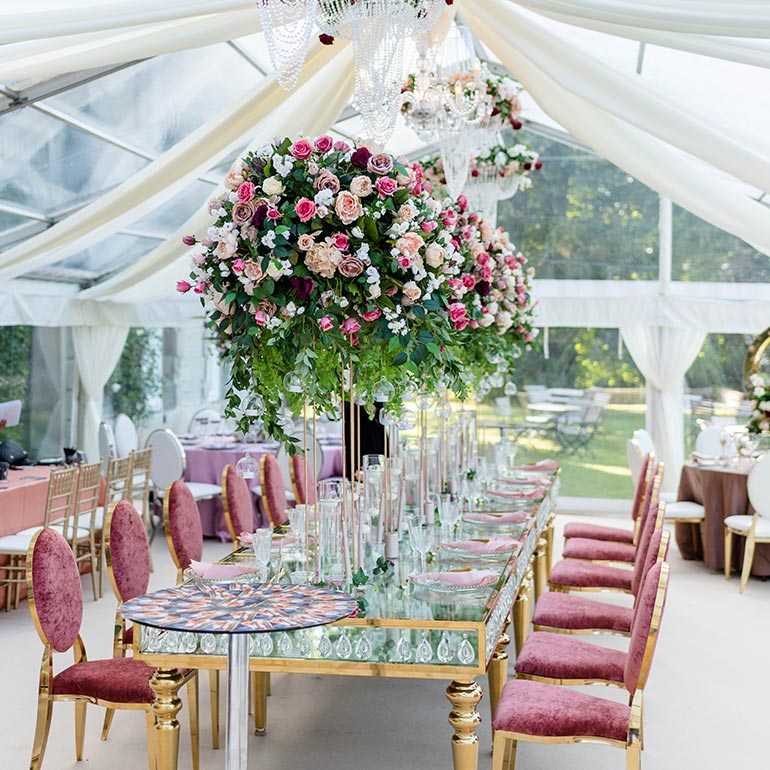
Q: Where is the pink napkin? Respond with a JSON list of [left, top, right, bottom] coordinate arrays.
[[496, 476, 550, 486], [238, 531, 296, 546], [440, 537, 519, 553], [238, 532, 254, 545], [512, 459, 558, 472], [488, 488, 544, 500], [410, 569, 499, 586], [189, 561, 258, 579], [464, 511, 527, 524]]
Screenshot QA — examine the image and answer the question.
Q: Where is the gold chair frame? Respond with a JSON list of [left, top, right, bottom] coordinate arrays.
[[724, 511, 770, 593], [68, 462, 102, 602], [493, 562, 670, 770], [25, 529, 200, 770]]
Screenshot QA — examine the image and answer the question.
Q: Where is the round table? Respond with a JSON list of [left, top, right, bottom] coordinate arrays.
[[676, 460, 770, 576], [122, 582, 356, 770]]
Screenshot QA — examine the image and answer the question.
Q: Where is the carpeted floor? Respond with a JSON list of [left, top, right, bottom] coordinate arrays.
[[0, 511, 766, 770]]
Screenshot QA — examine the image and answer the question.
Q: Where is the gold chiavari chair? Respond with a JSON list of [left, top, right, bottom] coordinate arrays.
[[0, 466, 79, 610], [67, 462, 102, 602]]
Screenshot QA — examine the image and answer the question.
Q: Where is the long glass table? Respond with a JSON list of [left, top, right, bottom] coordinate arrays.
[[131, 475, 558, 770]]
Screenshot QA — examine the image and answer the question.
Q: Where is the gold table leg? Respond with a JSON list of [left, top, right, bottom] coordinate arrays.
[[253, 671, 268, 735], [512, 571, 532, 656], [487, 617, 511, 728], [150, 667, 184, 770], [533, 538, 548, 601], [446, 678, 483, 770]]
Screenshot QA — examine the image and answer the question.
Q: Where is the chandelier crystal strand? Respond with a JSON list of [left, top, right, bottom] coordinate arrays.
[[256, 0, 319, 90], [439, 131, 471, 199]]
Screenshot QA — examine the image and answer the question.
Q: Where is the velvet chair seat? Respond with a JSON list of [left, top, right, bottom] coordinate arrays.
[[515, 631, 626, 684], [549, 559, 633, 591], [562, 522, 634, 544], [52, 658, 155, 703], [533, 591, 634, 634], [492, 679, 630, 743], [562, 538, 636, 563]]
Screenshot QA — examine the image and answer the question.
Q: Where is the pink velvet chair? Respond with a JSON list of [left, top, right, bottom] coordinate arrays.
[[492, 560, 670, 770], [260, 454, 289, 527], [289, 453, 317, 506], [162, 480, 221, 748], [24, 527, 199, 770], [561, 460, 660, 563], [533, 528, 669, 637], [563, 452, 653, 546], [548, 468, 663, 595], [221, 464, 256, 543]]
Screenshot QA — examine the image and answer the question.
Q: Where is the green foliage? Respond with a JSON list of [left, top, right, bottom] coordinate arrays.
[[107, 328, 162, 425], [0, 326, 31, 445]]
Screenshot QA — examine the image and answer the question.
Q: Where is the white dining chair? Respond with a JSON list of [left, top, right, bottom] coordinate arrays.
[[633, 428, 656, 459], [626, 438, 644, 486], [98, 422, 117, 476], [114, 413, 138, 457], [724, 453, 770, 592], [187, 408, 222, 434], [696, 425, 735, 458], [145, 428, 222, 503]]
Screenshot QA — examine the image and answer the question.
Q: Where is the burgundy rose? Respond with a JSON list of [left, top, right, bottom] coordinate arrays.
[[252, 204, 268, 229], [290, 276, 315, 300], [319, 33, 335, 45], [535, 161, 543, 170], [351, 146, 373, 170], [523, 162, 532, 171], [491, 107, 500, 117], [511, 118, 523, 130], [476, 280, 491, 297]]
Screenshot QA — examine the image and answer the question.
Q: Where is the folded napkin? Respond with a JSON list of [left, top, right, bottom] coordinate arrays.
[[464, 511, 527, 524], [512, 459, 558, 472], [440, 537, 519, 553], [410, 569, 499, 586], [189, 561, 258, 579], [496, 476, 550, 486], [488, 488, 544, 500]]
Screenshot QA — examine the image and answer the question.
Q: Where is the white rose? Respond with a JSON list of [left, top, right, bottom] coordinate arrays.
[[479, 313, 495, 327], [262, 176, 284, 196]]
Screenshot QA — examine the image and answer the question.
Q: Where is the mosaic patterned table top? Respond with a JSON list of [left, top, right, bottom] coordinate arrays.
[[121, 583, 357, 634]]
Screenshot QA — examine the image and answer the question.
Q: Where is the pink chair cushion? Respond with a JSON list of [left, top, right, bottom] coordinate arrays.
[[292, 454, 316, 505], [107, 500, 150, 602], [224, 465, 255, 540], [631, 502, 663, 596], [124, 625, 134, 645], [53, 658, 155, 703], [533, 592, 634, 634], [166, 481, 203, 570], [515, 631, 626, 684], [625, 561, 667, 694], [562, 538, 636, 563], [262, 454, 288, 527], [549, 559, 633, 591], [492, 679, 630, 742], [30, 528, 83, 653], [563, 522, 633, 544]]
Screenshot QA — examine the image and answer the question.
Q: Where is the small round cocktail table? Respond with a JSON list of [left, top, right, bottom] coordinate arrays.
[[122, 582, 356, 770]]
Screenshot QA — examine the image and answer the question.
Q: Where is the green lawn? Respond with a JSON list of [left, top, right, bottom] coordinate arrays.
[[477, 403, 645, 499]]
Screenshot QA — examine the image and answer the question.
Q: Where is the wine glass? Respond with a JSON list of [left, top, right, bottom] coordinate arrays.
[[407, 517, 435, 573], [253, 528, 273, 581]]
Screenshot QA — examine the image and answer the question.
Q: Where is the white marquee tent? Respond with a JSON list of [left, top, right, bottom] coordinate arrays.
[[2, 0, 770, 487]]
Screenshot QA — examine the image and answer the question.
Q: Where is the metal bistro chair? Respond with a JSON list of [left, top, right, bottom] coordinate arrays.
[[554, 393, 611, 457]]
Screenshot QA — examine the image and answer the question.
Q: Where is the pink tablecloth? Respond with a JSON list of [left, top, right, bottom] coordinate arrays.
[[183, 441, 343, 540], [0, 467, 52, 605]]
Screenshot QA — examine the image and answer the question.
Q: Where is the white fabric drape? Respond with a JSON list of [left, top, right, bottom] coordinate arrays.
[[464, 0, 770, 256], [467, 0, 770, 194], [621, 325, 706, 494], [72, 325, 129, 464], [0, 10, 261, 84], [0, 1, 254, 44], [511, 1, 770, 36], [81, 44, 356, 303], [0, 41, 346, 283], [36, 328, 66, 457]]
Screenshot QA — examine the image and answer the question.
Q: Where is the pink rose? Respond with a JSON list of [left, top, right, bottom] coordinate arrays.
[[267, 208, 281, 220], [340, 317, 361, 335], [237, 181, 255, 201], [367, 153, 394, 175], [360, 308, 381, 322], [232, 258, 245, 273], [335, 191, 363, 225], [470, 320, 479, 329], [331, 233, 349, 251], [384, 285, 398, 297], [349, 334, 360, 347], [448, 302, 467, 323], [457, 194, 468, 212], [453, 318, 470, 331], [254, 310, 268, 326], [314, 135, 334, 153], [182, 235, 196, 246], [481, 265, 493, 281], [314, 169, 341, 193], [231, 200, 256, 225], [446, 278, 462, 293], [334, 140, 351, 152], [194, 281, 206, 294], [462, 274, 476, 291], [290, 139, 313, 159], [395, 232, 423, 256], [421, 221, 437, 233], [478, 252, 490, 266], [295, 197, 318, 222], [338, 256, 365, 278], [318, 316, 334, 331], [176, 280, 191, 293], [398, 257, 411, 269], [375, 177, 397, 197]]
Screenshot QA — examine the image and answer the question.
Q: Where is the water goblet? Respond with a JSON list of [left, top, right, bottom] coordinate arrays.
[[253, 528, 273, 581], [407, 517, 435, 573]]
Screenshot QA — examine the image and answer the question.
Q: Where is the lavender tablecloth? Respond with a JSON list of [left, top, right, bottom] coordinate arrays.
[[676, 461, 770, 576], [183, 441, 343, 540]]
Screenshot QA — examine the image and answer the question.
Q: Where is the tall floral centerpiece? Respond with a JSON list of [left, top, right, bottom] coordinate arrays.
[[180, 136, 467, 446], [746, 373, 770, 434]]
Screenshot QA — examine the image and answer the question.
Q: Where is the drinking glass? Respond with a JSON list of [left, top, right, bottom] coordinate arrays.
[[253, 528, 273, 581], [407, 516, 435, 573]]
